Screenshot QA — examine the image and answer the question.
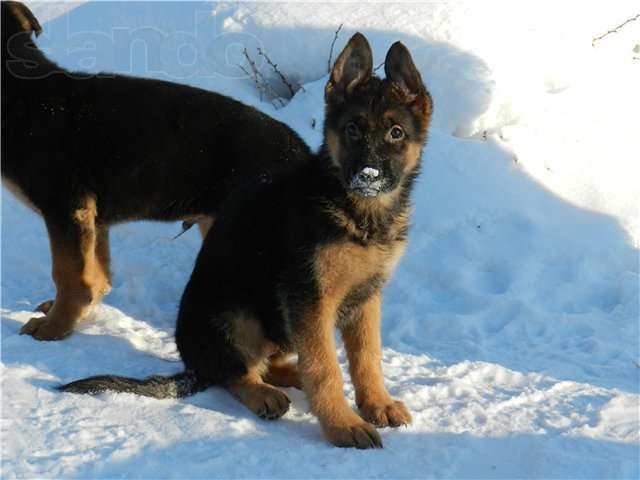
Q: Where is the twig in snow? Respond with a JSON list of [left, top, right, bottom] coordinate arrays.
[[592, 13, 640, 47], [327, 23, 344, 73], [240, 48, 286, 108], [256, 47, 298, 97], [173, 221, 194, 239], [237, 61, 264, 102]]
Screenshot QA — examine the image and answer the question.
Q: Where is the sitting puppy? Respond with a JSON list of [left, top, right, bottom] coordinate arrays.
[[61, 34, 433, 449], [1, 1, 309, 340]]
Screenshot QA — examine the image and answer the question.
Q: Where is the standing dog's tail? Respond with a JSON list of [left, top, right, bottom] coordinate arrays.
[[58, 371, 211, 399]]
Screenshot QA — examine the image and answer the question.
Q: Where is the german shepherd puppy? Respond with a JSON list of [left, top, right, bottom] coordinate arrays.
[[1, 1, 310, 340], [61, 34, 433, 449]]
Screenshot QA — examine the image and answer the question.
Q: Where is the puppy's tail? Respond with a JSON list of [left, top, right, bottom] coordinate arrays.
[[58, 371, 210, 399]]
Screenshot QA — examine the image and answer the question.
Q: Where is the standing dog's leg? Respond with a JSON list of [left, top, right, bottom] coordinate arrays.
[[21, 195, 109, 340], [296, 303, 382, 449], [340, 292, 412, 427], [33, 222, 111, 316]]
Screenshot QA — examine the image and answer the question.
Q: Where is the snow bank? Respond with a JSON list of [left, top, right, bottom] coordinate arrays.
[[2, 1, 639, 478]]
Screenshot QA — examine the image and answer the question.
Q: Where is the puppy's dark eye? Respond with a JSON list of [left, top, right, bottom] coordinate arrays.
[[388, 126, 405, 142], [345, 122, 362, 140]]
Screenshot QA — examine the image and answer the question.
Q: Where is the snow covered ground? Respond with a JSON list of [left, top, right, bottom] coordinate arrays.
[[2, 1, 639, 478]]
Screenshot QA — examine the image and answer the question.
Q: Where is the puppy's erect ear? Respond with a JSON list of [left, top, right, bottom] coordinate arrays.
[[384, 41, 424, 98], [4, 1, 42, 37], [326, 32, 373, 103], [385, 41, 431, 120]]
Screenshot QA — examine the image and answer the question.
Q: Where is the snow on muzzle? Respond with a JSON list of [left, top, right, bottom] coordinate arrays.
[[349, 167, 384, 197]]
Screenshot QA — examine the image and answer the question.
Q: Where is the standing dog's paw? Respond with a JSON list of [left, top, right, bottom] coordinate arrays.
[[20, 315, 73, 341], [359, 398, 412, 428], [324, 418, 383, 449]]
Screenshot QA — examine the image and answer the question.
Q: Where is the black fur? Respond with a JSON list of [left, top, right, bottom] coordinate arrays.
[[1, 1, 309, 229], [61, 32, 433, 430], [58, 371, 208, 399]]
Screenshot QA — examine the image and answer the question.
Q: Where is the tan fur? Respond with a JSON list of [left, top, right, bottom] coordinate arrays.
[[404, 141, 423, 174], [315, 242, 387, 298], [315, 235, 406, 292], [228, 317, 301, 390], [227, 365, 291, 420], [20, 195, 110, 339], [226, 311, 277, 371], [182, 214, 215, 239], [291, 240, 408, 447], [263, 353, 301, 389], [223, 313, 292, 418], [324, 199, 410, 245], [197, 217, 213, 238], [320, 126, 413, 243], [295, 299, 382, 448], [348, 189, 402, 221], [341, 292, 411, 426]]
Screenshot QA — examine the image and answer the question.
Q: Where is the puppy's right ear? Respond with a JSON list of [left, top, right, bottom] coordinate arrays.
[[325, 32, 373, 104], [4, 1, 42, 37]]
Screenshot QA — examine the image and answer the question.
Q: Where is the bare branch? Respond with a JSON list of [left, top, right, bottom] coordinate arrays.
[[592, 13, 639, 47], [239, 50, 264, 102], [173, 221, 194, 240], [327, 23, 344, 73], [257, 47, 296, 97], [374, 61, 384, 73], [240, 48, 286, 108]]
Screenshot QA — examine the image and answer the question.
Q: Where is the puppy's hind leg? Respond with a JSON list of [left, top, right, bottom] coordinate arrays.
[[228, 365, 291, 420], [224, 313, 291, 419], [21, 195, 109, 340], [263, 352, 302, 389]]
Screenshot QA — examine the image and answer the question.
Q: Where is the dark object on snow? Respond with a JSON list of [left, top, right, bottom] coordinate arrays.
[[1, 1, 310, 341], [59, 371, 209, 399], [62, 33, 433, 450]]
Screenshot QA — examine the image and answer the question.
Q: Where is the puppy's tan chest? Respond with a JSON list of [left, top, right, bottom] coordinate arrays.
[[313, 240, 406, 306]]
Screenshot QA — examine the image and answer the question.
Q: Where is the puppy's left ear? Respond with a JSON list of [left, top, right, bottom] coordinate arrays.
[[385, 42, 432, 118]]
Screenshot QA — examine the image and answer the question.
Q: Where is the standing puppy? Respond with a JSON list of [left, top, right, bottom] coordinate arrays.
[[61, 34, 433, 449], [1, 1, 309, 340]]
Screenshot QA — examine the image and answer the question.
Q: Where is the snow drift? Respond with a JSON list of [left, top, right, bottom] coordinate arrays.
[[2, 1, 638, 478]]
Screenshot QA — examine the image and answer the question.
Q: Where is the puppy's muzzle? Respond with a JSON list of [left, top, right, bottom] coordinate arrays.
[[349, 167, 384, 197]]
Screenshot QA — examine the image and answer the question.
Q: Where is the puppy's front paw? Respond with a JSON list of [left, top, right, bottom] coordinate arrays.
[[20, 315, 73, 341], [360, 398, 412, 428], [324, 418, 382, 449]]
